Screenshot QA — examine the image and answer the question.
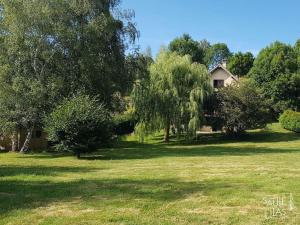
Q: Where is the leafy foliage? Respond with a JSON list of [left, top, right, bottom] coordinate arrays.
[[0, 0, 137, 151], [295, 39, 300, 68], [169, 34, 205, 64], [205, 43, 232, 69], [125, 52, 153, 94], [227, 52, 254, 76], [44, 95, 112, 158], [271, 73, 300, 112], [248, 41, 299, 114], [132, 50, 212, 141], [279, 110, 300, 133], [216, 80, 270, 135]]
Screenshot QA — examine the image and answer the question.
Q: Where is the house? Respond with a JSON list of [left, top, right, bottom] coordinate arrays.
[[0, 128, 48, 151], [200, 61, 239, 132], [210, 61, 239, 89]]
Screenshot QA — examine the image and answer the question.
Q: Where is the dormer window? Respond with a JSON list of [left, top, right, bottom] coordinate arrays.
[[213, 80, 224, 88]]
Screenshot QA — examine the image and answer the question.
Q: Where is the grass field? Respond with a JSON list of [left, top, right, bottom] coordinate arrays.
[[0, 123, 299, 225]]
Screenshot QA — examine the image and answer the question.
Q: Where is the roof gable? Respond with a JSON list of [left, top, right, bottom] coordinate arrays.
[[209, 64, 238, 81]]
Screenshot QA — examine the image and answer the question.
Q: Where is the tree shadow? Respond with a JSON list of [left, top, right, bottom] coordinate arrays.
[[17, 153, 73, 159], [0, 165, 99, 178], [0, 175, 236, 216], [171, 130, 300, 145], [72, 129, 300, 160], [127, 130, 300, 147], [86, 144, 300, 160], [0, 150, 9, 154], [11, 130, 300, 161]]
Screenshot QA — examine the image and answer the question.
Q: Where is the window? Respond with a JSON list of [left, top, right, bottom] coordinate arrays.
[[213, 80, 224, 88]]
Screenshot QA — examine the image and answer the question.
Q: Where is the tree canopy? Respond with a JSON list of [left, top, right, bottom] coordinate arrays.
[[169, 34, 205, 64], [248, 41, 299, 114], [0, 0, 138, 151], [227, 52, 254, 76], [132, 50, 212, 142], [295, 39, 300, 69], [205, 43, 232, 69], [216, 80, 270, 135]]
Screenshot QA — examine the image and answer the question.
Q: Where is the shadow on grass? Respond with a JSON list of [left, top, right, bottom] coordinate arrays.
[[0, 165, 98, 177], [11, 130, 300, 161], [74, 130, 300, 160], [78, 145, 300, 161], [16, 152, 74, 159], [0, 174, 235, 216], [177, 130, 300, 145], [121, 130, 300, 147]]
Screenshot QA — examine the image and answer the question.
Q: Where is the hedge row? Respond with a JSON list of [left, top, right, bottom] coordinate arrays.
[[279, 110, 300, 133]]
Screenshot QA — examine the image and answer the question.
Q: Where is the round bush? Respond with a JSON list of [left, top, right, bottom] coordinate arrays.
[[45, 95, 112, 157], [279, 110, 300, 132]]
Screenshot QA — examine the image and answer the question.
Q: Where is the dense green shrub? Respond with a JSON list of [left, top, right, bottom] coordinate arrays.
[[279, 110, 300, 132], [248, 42, 299, 115], [44, 95, 112, 158], [216, 80, 271, 135], [204, 116, 224, 132]]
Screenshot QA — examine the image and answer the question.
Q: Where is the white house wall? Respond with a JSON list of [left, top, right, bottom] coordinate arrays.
[[210, 68, 236, 87]]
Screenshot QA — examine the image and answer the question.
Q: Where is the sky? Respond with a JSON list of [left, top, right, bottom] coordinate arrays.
[[121, 0, 300, 57]]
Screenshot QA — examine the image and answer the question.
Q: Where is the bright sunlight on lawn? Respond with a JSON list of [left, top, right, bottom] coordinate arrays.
[[0, 123, 299, 225]]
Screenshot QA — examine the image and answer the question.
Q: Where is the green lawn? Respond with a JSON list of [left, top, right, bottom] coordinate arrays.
[[0, 123, 299, 225]]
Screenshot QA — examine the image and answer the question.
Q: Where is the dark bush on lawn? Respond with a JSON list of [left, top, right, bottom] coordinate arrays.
[[45, 95, 112, 158], [279, 110, 300, 132], [215, 80, 270, 135], [112, 114, 135, 135]]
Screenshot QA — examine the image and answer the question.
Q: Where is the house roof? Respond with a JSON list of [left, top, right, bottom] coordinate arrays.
[[209, 64, 238, 81]]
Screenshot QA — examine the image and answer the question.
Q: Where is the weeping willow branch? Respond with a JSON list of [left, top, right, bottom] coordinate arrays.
[[132, 50, 212, 142]]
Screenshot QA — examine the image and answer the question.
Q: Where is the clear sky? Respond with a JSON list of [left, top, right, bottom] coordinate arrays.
[[121, 0, 300, 57]]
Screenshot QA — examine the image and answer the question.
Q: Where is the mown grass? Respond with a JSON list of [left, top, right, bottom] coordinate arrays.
[[0, 123, 299, 225]]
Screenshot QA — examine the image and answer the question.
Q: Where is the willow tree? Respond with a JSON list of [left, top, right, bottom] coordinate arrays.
[[132, 50, 212, 142]]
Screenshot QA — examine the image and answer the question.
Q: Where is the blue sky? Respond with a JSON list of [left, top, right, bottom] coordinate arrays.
[[121, 0, 300, 57]]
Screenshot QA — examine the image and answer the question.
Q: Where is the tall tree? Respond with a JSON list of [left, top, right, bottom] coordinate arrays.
[[46, 0, 138, 106], [248, 41, 299, 114], [227, 52, 254, 76], [0, 0, 65, 152], [0, 86, 21, 151], [0, 0, 137, 151], [216, 80, 270, 135], [126, 52, 153, 93], [205, 43, 232, 69], [198, 39, 211, 67], [295, 39, 300, 70], [169, 34, 205, 64], [132, 50, 212, 142]]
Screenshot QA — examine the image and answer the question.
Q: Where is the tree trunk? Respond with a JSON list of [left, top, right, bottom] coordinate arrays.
[[17, 130, 21, 151], [75, 149, 81, 159], [11, 131, 18, 152], [20, 127, 34, 153], [164, 125, 170, 143]]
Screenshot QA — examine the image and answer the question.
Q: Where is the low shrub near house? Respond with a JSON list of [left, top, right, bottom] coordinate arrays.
[[215, 80, 271, 135], [279, 110, 300, 132]]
